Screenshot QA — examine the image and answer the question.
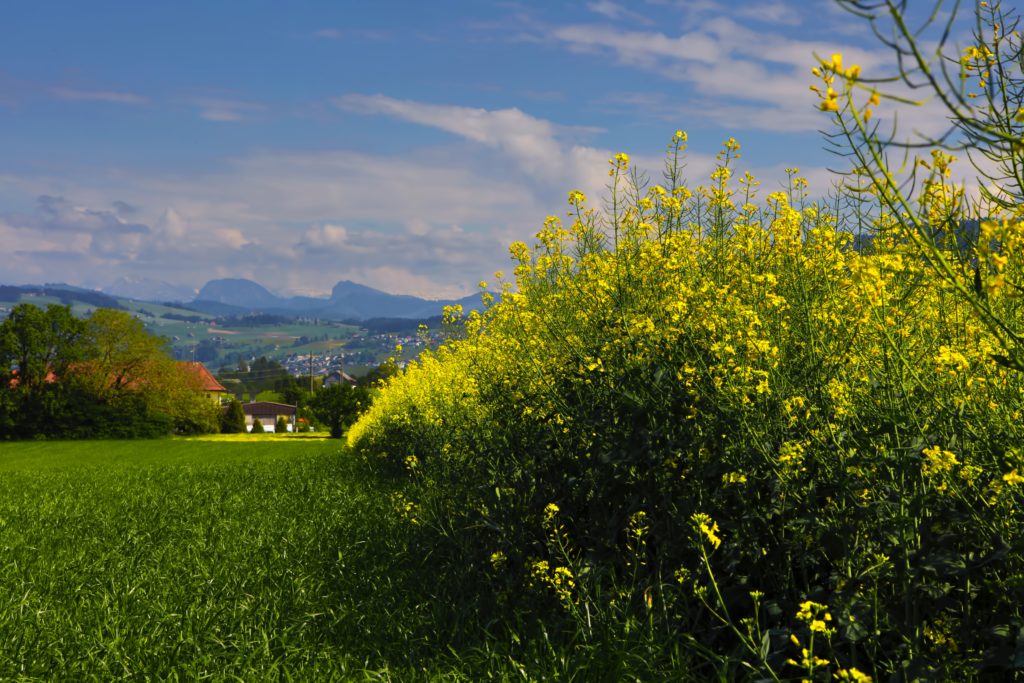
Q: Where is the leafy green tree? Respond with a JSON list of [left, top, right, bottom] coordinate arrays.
[[358, 360, 400, 388], [220, 398, 247, 434], [280, 383, 311, 410], [1, 305, 219, 438], [250, 417, 264, 434], [78, 309, 219, 435], [79, 308, 174, 397], [275, 416, 289, 433], [0, 303, 86, 390], [308, 384, 369, 438], [0, 303, 87, 438]]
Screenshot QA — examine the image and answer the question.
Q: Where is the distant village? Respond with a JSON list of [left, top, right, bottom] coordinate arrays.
[[275, 329, 431, 378]]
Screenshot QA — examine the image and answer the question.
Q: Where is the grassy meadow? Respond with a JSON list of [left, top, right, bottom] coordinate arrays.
[[4, 4, 1024, 678], [0, 438, 454, 681]]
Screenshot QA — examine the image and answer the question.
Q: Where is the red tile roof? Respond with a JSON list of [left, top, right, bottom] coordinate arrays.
[[7, 368, 58, 389], [179, 361, 227, 392]]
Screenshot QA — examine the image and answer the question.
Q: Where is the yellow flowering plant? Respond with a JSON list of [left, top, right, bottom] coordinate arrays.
[[348, 126, 1024, 678]]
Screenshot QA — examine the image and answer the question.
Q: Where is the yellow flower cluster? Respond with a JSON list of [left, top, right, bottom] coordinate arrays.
[[347, 133, 1024, 655], [811, 53, 860, 112], [692, 512, 722, 550], [529, 559, 576, 606], [922, 445, 960, 477]]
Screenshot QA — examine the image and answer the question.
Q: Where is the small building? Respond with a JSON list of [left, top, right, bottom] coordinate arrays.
[[329, 370, 362, 387], [178, 361, 228, 403], [323, 369, 357, 387], [242, 401, 297, 432]]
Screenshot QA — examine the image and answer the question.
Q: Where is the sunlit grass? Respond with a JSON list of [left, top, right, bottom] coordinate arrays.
[[0, 439, 435, 679], [184, 431, 332, 442]]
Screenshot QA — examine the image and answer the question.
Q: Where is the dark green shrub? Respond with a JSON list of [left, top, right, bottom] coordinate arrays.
[[221, 399, 246, 434]]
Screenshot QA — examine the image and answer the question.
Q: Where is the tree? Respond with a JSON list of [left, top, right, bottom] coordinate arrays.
[[0, 303, 86, 390], [78, 308, 174, 398], [358, 360, 401, 388], [250, 417, 264, 433], [1, 304, 219, 438], [275, 416, 289, 433], [0, 303, 87, 438], [308, 384, 369, 438], [77, 309, 220, 434], [220, 398, 247, 433], [280, 382, 311, 410]]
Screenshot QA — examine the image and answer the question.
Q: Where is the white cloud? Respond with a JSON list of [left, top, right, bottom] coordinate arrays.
[[0, 143, 549, 297], [335, 94, 611, 198], [734, 1, 804, 25], [155, 207, 188, 240], [549, 7, 892, 134], [300, 223, 349, 250], [216, 227, 250, 250], [189, 97, 267, 122], [586, 1, 653, 25], [49, 86, 149, 105]]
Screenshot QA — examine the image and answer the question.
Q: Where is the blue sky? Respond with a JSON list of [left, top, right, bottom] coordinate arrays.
[[0, 0, 951, 298]]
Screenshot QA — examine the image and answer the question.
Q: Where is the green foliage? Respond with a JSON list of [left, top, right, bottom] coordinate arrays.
[[0, 305, 219, 439], [0, 303, 86, 392], [220, 398, 247, 434], [358, 360, 400, 388], [217, 356, 291, 402], [309, 384, 370, 438], [0, 440, 418, 678], [0, 439, 716, 679], [275, 416, 289, 433], [250, 417, 264, 434], [349, 134, 1024, 679]]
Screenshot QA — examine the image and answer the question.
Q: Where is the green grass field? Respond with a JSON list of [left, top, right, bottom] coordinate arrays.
[[0, 438, 457, 681]]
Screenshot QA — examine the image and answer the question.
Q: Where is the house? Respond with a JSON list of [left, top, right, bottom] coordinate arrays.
[[178, 361, 228, 403], [6, 368, 58, 389], [323, 369, 357, 387], [10, 362, 226, 402], [242, 401, 297, 432]]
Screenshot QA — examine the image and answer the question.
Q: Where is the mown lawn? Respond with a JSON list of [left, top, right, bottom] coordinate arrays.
[[0, 438, 453, 681]]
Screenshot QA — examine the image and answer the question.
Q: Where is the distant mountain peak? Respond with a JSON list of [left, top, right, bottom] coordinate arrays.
[[196, 278, 280, 308], [187, 276, 485, 321]]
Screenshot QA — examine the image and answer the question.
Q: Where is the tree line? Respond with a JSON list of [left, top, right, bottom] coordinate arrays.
[[0, 303, 221, 439]]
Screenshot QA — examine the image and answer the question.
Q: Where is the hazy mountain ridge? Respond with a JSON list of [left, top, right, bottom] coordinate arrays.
[[194, 277, 483, 320], [0, 284, 125, 311], [3, 276, 485, 321]]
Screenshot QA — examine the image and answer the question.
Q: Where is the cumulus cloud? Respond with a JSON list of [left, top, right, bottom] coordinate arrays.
[[4, 86, 823, 297], [4, 195, 150, 237], [298, 223, 349, 251], [0, 141, 551, 297]]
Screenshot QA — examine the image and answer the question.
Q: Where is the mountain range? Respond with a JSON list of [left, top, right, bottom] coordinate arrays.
[[1, 277, 485, 321], [117, 277, 484, 320]]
